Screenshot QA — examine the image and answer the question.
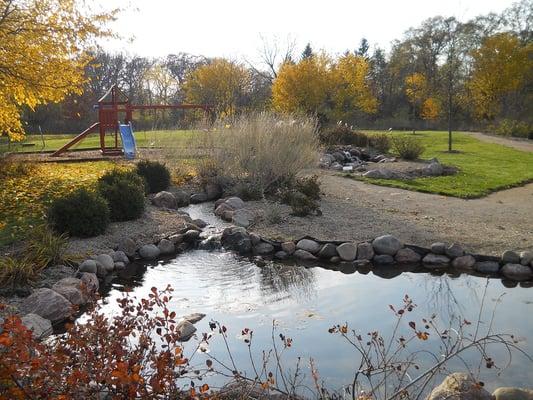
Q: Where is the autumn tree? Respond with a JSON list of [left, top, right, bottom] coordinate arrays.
[[0, 0, 117, 141], [405, 72, 440, 133], [183, 58, 251, 116]]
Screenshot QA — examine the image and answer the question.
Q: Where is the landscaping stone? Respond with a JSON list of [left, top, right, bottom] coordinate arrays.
[[492, 387, 533, 400], [330, 256, 341, 263], [21, 288, 74, 323], [215, 203, 233, 217], [205, 183, 222, 200], [474, 261, 500, 274], [192, 219, 207, 228], [174, 190, 190, 207], [176, 320, 196, 341], [190, 192, 208, 204], [452, 255, 476, 269], [183, 229, 201, 243], [182, 313, 206, 324], [95, 254, 114, 272], [445, 243, 464, 258], [114, 262, 126, 270], [294, 249, 318, 261], [21, 313, 53, 339], [363, 169, 395, 179], [232, 209, 251, 228], [52, 277, 87, 305], [79, 259, 97, 274], [249, 233, 261, 245], [139, 244, 160, 260], [424, 161, 444, 176], [372, 234, 402, 255], [158, 239, 175, 255], [225, 197, 245, 210], [222, 210, 235, 221], [214, 198, 226, 209], [318, 243, 338, 259], [198, 235, 222, 251], [426, 372, 491, 400], [502, 250, 520, 264], [281, 241, 296, 255], [111, 251, 129, 264], [336, 242, 357, 261], [519, 251, 533, 266], [422, 253, 451, 266], [169, 233, 184, 244], [253, 242, 275, 256], [152, 191, 177, 209], [501, 263, 533, 281], [357, 242, 374, 260], [78, 272, 99, 293], [221, 227, 252, 254], [430, 242, 447, 255], [117, 237, 137, 258], [296, 239, 321, 254], [96, 263, 108, 278], [394, 248, 421, 264], [275, 251, 289, 260], [373, 254, 394, 264]]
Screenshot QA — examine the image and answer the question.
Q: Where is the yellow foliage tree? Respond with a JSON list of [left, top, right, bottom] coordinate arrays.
[[183, 58, 250, 116], [0, 0, 117, 141], [467, 32, 532, 120], [420, 97, 440, 121], [405, 73, 440, 132]]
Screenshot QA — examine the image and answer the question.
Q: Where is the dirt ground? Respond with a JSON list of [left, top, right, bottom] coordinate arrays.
[[248, 170, 533, 256], [465, 131, 533, 152]]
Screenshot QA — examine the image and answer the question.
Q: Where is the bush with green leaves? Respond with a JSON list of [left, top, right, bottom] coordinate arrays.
[[369, 133, 391, 154], [493, 119, 532, 138], [391, 136, 426, 160], [136, 160, 171, 193], [48, 188, 110, 238], [97, 170, 146, 222]]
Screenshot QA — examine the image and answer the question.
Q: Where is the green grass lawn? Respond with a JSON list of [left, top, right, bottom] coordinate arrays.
[[0, 129, 199, 153], [352, 130, 533, 198]]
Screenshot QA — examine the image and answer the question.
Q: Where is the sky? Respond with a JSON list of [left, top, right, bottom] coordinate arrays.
[[101, 0, 516, 63]]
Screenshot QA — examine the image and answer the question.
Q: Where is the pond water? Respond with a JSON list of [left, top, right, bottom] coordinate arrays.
[[95, 204, 532, 395]]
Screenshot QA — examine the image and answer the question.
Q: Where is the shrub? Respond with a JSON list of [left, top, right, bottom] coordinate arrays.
[[25, 225, 73, 268], [264, 203, 283, 224], [0, 256, 37, 288], [493, 119, 532, 138], [136, 160, 171, 193], [97, 170, 145, 222], [294, 175, 321, 200], [288, 191, 320, 216], [391, 136, 426, 160], [232, 180, 263, 201], [48, 188, 110, 237], [319, 124, 370, 147], [369, 133, 391, 154]]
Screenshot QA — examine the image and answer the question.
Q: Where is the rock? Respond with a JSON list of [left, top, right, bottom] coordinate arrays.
[[294, 249, 318, 261], [426, 372, 491, 400], [445, 243, 464, 258], [318, 243, 338, 259], [21, 288, 74, 323], [174, 190, 190, 207], [139, 244, 160, 260], [363, 169, 395, 179], [452, 255, 476, 269], [205, 183, 222, 200], [198, 235, 222, 251], [215, 203, 233, 217], [372, 234, 403, 256], [114, 262, 125, 270], [221, 227, 252, 254], [232, 209, 251, 228], [474, 261, 500, 274], [222, 210, 234, 221], [332, 151, 345, 162], [78, 272, 99, 293], [52, 277, 87, 305], [21, 313, 53, 339], [95, 254, 114, 272], [214, 198, 226, 209], [111, 251, 129, 264], [330, 256, 341, 263], [431, 242, 447, 255], [519, 251, 533, 266], [96, 263, 108, 278], [169, 233, 184, 244], [225, 197, 245, 210], [422, 253, 451, 266], [158, 239, 175, 255], [151, 191, 177, 209], [254, 256, 267, 267], [281, 241, 296, 255], [501, 263, 533, 281], [502, 250, 520, 264], [336, 243, 357, 261], [424, 161, 444, 176], [79, 259, 97, 274], [253, 242, 275, 256], [395, 248, 421, 264], [357, 242, 374, 260], [192, 219, 207, 228], [117, 238, 137, 258], [296, 239, 321, 254], [249, 233, 261, 245], [190, 192, 208, 204], [493, 387, 533, 400], [176, 320, 196, 341], [182, 313, 206, 324], [373, 254, 394, 264], [183, 229, 200, 243], [274, 251, 289, 260]]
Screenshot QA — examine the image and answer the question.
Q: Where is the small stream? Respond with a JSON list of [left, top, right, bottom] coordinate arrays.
[[95, 203, 532, 393]]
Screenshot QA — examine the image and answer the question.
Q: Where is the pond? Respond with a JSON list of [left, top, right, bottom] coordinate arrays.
[[94, 204, 533, 395]]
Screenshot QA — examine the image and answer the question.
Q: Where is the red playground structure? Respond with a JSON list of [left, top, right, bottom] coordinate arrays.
[[51, 84, 210, 157]]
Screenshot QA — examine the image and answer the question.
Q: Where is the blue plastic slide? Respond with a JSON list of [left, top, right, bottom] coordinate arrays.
[[119, 123, 136, 160]]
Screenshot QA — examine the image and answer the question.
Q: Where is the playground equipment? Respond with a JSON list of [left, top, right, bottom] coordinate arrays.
[[51, 85, 210, 157]]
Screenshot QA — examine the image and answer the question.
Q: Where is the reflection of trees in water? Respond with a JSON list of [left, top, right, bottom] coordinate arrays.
[[257, 263, 317, 302]]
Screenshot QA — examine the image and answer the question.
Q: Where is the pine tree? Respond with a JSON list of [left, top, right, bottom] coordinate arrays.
[[301, 43, 314, 60]]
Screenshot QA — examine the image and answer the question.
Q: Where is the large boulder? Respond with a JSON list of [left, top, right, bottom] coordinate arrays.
[[253, 242, 275, 256], [21, 288, 74, 323], [519, 251, 533, 266], [395, 248, 421, 264], [474, 261, 500, 274], [372, 235, 403, 256], [357, 242, 374, 260], [501, 263, 533, 281], [281, 242, 296, 255], [445, 243, 464, 258], [52, 277, 88, 305], [158, 239, 175, 255], [190, 192, 208, 204], [225, 197, 245, 210], [502, 250, 520, 264], [294, 249, 318, 261], [373, 254, 394, 264], [424, 161, 444, 176], [318, 243, 338, 259], [176, 320, 196, 341], [79, 259, 97, 274], [430, 242, 447, 255], [363, 169, 395, 179], [215, 203, 234, 217], [111, 251, 129, 264], [232, 209, 251, 228], [296, 239, 321, 254], [79, 272, 99, 293], [151, 191, 177, 209], [221, 227, 252, 254], [95, 254, 114, 273], [21, 313, 53, 339], [139, 244, 161, 260], [117, 237, 137, 258], [205, 183, 222, 200], [452, 255, 476, 269], [492, 387, 533, 400], [173, 190, 190, 207], [426, 372, 492, 400], [422, 253, 451, 266], [336, 243, 357, 261]]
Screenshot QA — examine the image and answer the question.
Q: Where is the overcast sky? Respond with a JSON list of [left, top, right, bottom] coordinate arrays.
[[101, 0, 516, 62]]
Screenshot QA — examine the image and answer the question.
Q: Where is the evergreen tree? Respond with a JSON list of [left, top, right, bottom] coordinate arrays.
[[357, 38, 370, 58], [301, 43, 314, 60]]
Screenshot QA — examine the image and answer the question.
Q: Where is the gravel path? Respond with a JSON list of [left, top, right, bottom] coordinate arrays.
[[463, 132, 533, 152], [249, 170, 533, 256]]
